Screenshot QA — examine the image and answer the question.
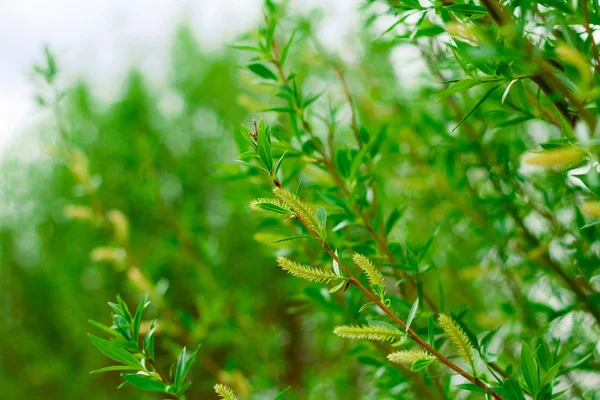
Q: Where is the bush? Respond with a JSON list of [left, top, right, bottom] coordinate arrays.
[[2, 0, 599, 399]]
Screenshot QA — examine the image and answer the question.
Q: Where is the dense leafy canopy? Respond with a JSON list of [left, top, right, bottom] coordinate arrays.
[[1, 0, 600, 399]]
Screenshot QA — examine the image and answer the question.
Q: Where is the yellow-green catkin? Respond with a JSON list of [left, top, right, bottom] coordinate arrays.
[[214, 383, 238, 400], [249, 198, 292, 215], [333, 324, 402, 342], [353, 253, 385, 295], [277, 256, 341, 283], [580, 201, 600, 218], [522, 147, 586, 170], [438, 314, 475, 368], [387, 350, 434, 367], [272, 187, 323, 233]]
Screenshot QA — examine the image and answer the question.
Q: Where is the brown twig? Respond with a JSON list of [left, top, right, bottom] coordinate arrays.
[[582, 0, 600, 76], [289, 200, 504, 399], [268, 31, 438, 311]]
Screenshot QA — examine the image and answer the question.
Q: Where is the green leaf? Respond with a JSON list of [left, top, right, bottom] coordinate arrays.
[[520, 342, 539, 396], [480, 327, 500, 352], [121, 373, 168, 393], [143, 320, 157, 359], [235, 159, 270, 174], [257, 202, 293, 214], [262, 107, 296, 113], [274, 150, 288, 174], [385, 207, 406, 236], [113, 315, 132, 340], [280, 30, 296, 66], [90, 365, 140, 374], [535, 337, 552, 371], [358, 302, 375, 313], [428, 314, 435, 349], [303, 90, 325, 108], [107, 302, 126, 320], [580, 219, 600, 229], [132, 292, 149, 343], [272, 236, 313, 243], [411, 358, 434, 371], [316, 207, 327, 238], [174, 346, 187, 388], [405, 298, 419, 332], [171, 344, 200, 392], [503, 379, 526, 400], [116, 294, 133, 323], [247, 63, 278, 81], [418, 226, 440, 264], [455, 383, 485, 393], [445, 4, 488, 14], [257, 127, 273, 172], [238, 150, 258, 160], [335, 148, 353, 178], [236, 125, 257, 151], [229, 44, 262, 53], [332, 250, 341, 276], [574, 167, 600, 197], [551, 385, 572, 398], [452, 84, 500, 132], [88, 319, 119, 337], [438, 78, 487, 99], [501, 79, 517, 104], [88, 335, 141, 368], [537, 0, 572, 14], [541, 352, 570, 387], [329, 280, 347, 293], [274, 386, 291, 400]]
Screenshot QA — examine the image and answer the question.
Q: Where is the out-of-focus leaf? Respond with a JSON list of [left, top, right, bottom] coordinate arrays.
[[247, 63, 278, 81]]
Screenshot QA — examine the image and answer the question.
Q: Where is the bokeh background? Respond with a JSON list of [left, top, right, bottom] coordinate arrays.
[[0, 1, 375, 398]]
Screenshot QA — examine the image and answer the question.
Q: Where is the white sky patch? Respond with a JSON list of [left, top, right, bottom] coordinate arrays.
[[390, 44, 428, 91], [0, 0, 366, 153], [0, 0, 263, 152]]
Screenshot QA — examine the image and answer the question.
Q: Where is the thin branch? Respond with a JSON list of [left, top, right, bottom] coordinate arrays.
[[289, 197, 504, 400]]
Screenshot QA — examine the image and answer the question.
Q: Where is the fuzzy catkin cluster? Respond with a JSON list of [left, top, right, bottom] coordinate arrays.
[[353, 253, 385, 295], [249, 197, 292, 215], [438, 314, 475, 367], [387, 350, 434, 367], [334, 324, 402, 342], [214, 383, 238, 400], [277, 256, 340, 283], [272, 187, 323, 233], [522, 147, 586, 170]]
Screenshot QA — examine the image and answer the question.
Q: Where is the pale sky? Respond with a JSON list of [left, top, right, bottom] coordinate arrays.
[[0, 0, 265, 150], [0, 0, 414, 153]]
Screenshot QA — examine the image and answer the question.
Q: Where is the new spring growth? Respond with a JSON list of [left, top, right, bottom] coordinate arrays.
[[249, 198, 293, 216], [272, 187, 324, 235], [438, 314, 475, 369], [353, 253, 386, 298], [214, 383, 238, 400], [387, 350, 435, 367], [580, 201, 600, 218], [334, 323, 403, 342], [277, 256, 345, 284], [522, 147, 586, 170], [63, 205, 95, 222], [106, 209, 129, 245]]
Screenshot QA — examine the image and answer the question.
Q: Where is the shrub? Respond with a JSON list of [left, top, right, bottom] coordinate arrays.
[[24, 0, 600, 399]]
